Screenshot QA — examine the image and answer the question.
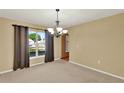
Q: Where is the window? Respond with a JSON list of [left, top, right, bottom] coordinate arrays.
[[28, 30, 45, 57]]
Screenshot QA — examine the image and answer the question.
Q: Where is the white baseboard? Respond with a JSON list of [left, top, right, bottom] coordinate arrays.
[[69, 60, 124, 80], [0, 62, 44, 75], [54, 58, 60, 61], [0, 69, 13, 75], [30, 62, 44, 67]]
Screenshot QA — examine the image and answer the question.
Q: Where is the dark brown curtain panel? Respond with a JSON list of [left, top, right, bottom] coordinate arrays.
[[45, 30, 54, 63], [13, 25, 29, 71]]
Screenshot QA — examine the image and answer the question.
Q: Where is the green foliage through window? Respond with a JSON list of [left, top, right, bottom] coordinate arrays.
[[29, 33, 41, 42]]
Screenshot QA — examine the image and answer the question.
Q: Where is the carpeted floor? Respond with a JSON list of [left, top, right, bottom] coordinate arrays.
[[0, 60, 123, 83]]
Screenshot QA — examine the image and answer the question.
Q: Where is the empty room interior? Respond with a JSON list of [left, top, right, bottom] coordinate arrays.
[[0, 9, 124, 83]]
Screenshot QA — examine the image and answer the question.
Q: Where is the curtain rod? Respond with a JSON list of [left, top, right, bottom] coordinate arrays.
[[29, 27, 45, 30], [12, 24, 46, 31]]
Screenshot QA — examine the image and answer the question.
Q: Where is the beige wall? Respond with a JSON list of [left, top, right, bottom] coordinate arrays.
[[68, 13, 124, 77], [0, 17, 61, 72]]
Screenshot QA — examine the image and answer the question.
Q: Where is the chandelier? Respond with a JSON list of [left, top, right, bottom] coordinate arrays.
[[47, 9, 68, 38]]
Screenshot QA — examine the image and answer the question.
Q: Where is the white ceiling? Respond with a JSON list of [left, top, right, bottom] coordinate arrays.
[[0, 9, 124, 28]]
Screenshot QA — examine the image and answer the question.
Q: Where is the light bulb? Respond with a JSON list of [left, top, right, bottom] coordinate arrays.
[[56, 27, 63, 31], [63, 30, 68, 34], [51, 30, 54, 34], [47, 28, 54, 33]]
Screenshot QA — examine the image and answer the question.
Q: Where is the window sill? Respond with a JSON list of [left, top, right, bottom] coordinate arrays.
[[30, 55, 45, 60]]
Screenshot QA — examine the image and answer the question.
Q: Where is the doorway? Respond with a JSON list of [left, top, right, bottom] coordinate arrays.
[[61, 34, 69, 61]]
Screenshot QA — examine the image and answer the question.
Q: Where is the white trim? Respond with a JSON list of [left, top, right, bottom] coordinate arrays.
[[54, 58, 60, 61], [0, 62, 44, 75], [0, 69, 13, 75], [69, 60, 124, 80], [30, 62, 44, 67], [30, 55, 45, 60]]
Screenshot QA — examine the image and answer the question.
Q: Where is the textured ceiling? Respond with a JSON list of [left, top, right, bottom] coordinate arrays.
[[0, 9, 124, 28]]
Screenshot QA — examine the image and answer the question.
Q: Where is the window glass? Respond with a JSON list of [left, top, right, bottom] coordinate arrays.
[[28, 30, 45, 57], [37, 32, 45, 56]]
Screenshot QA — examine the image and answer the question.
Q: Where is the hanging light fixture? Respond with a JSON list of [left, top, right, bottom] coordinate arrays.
[[47, 9, 68, 38]]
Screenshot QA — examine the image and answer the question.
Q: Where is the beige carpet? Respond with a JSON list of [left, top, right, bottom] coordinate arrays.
[[0, 60, 123, 83]]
